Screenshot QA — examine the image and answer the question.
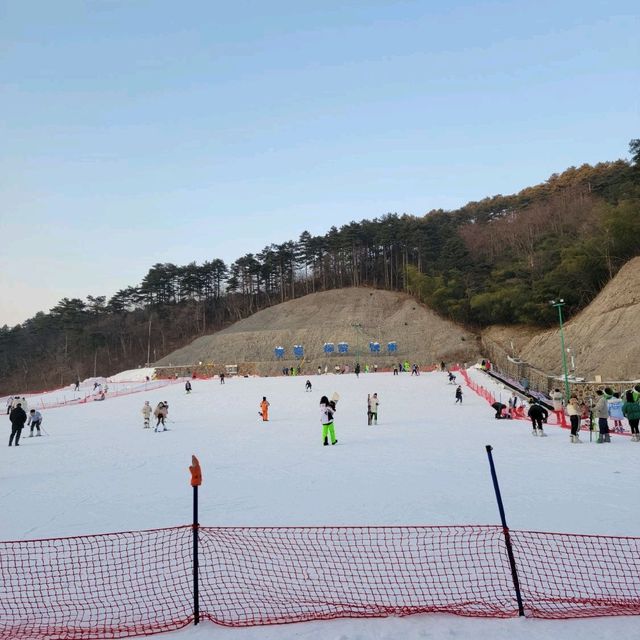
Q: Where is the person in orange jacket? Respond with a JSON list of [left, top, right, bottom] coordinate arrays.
[[259, 397, 270, 421]]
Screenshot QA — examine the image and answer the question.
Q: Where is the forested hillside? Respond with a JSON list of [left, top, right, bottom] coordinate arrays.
[[2, 142, 639, 393]]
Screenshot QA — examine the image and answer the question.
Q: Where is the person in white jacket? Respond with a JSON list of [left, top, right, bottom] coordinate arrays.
[[141, 401, 152, 428], [369, 393, 380, 424], [566, 397, 581, 443]]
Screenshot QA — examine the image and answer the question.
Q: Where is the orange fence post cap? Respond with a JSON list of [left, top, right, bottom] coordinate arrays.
[[189, 455, 202, 487]]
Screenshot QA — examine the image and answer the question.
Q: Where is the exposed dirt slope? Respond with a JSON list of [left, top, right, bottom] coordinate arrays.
[[484, 257, 640, 381], [156, 288, 480, 372]]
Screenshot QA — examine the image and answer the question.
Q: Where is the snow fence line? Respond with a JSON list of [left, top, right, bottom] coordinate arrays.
[[1, 524, 639, 639], [30, 379, 182, 411], [459, 369, 633, 436]]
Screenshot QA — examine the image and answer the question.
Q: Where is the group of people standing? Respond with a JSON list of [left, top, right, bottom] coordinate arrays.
[[8, 398, 43, 446]]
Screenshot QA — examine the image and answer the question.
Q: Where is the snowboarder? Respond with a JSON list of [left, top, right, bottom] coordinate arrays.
[[320, 395, 337, 446], [447, 371, 457, 384], [455, 386, 463, 404], [9, 403, 27, 446], [154, 402, 168, 432], [185, 380, 192, 394], [259, 397, 270, 421], [74, 379, 80, 391], [27, 409, 43, 437], [305, 380, 312, 392], [142, 401, 152, 428], [527, 400, 548, 436], [566, 396, 582, 443], [369, 393, 379, 424]]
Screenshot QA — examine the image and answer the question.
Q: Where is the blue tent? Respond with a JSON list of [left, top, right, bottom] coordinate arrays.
[[387, 341, 398, 353], [323, 343, 335, 354], [369, 342, 380, 353], [274, 347, 285, 359], [293, 345, 304, 358], [338, 342, 349, 354]]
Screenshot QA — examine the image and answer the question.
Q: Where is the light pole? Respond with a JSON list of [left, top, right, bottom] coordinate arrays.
[[550, 299, 570, 401]]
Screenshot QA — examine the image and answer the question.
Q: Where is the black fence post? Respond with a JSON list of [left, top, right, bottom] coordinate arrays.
[[485, 445, 525, 617], [189, 456, 202, 625]]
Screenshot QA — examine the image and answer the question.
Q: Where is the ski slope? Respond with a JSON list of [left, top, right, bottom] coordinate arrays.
[[2, 369, 638, 639]]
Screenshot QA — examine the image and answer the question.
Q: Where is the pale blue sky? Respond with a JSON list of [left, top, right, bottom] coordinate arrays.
[[1, 0, 638, 326]]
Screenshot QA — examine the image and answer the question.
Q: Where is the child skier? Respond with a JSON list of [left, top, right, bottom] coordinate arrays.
[[455, 386, 463, 404], [142, 401, 152, 428], [320, 396, 337, 445], [27, 409, 43, 436], [305, 380, 312, 392], [185, 380, 192, 394], [259, 397, 270, 421]]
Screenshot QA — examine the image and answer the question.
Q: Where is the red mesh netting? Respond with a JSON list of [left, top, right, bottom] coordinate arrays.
[[0, 526, 193, 639], [510, 530, 640, 618], [1, 525, 639, 640]]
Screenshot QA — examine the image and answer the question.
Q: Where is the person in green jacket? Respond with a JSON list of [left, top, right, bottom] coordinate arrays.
[[622, 390, 640, 442]]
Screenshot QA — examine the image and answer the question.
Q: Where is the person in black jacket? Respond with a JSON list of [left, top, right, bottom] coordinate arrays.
[[527, 399, 549, 437], [491, 402, 507, 419], [9, 403, 27, 446]]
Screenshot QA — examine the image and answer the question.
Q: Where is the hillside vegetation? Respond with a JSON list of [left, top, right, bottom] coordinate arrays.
[[1, 142, 639, 393]]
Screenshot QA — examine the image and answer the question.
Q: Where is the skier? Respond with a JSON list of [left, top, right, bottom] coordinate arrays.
[[185, 380, 192, 394], [491, 401, 507, 419], [259, 397, 270, 422], [549, 388, 566, 426], [320, 396, 337, 446], [411, 364, 419, 376], [566, 396, 582, 443], [154, 402, 168, 432], [317, 366, 322, 375], [355, 362, 361, 378], [369, 393, 379, 424], [305, 380, 312, 392], [74, 379, 80, 391], [608, 392, 624, 432], [594, 389, 610, 443], [367, 394, 373, 425], [527, 399, 548, 436], [6, 397, 12, 414], [142, 401, 152, 428], [9, 402, 27, 446], [393, 365, 398, 376], [447, 371, 457, 384], [455, 386, 463, 404], [622, 390, 640, 441], [27, 409, 43, 437], [220, 372, 225, 384]]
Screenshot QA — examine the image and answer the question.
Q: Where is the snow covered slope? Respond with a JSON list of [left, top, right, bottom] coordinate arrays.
[[2, 369, 638, 639]]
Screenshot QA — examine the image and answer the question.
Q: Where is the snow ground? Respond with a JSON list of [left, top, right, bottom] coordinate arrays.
[[2, 369, 638, 639]]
